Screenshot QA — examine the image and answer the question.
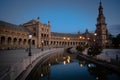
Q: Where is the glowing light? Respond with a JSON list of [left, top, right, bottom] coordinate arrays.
[[96, 77, 99, 80], [88, 64, 91, 67], [63, 61, 66, 65], [67, 56, 71, 63], [41, 73, 43, 77], [67, 59, 70, 63], [29, 34, 32, 39], [80, 64, 83, 67], [67, 56, 71, 60], [63, 37, 66, 40], [49, 63, 51, 66], [67, 38, 70, 40], [83, 37, 85, 39], [79, 36, 82, 39], [94, 33, 97, 36]]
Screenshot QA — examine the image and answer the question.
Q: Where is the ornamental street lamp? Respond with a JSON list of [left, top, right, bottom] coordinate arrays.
[[63, 37, 66, 47], [28, 34, 32, 56], [94, 33, 97, 45]]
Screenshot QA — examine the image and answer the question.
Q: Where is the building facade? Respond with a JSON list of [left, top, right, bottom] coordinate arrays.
[[95, 1, 107, 47], [0, 1, 108, 49], [0, 19, 87, 49]]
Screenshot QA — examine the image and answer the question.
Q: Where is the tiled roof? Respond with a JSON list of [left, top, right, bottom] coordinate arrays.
[[0, 21, 29, 32], [23, 19, 37, 25], [51, 32, 79, 38]]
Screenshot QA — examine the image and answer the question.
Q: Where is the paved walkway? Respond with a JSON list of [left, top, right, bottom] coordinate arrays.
[[0, 48, 64, 80], [96, 49, 120, 62]]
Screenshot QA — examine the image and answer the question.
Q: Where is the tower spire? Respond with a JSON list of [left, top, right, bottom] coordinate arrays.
[[99, 0, 103, 15], [97, 0, 106, 25], [95, 0, 107, 47]]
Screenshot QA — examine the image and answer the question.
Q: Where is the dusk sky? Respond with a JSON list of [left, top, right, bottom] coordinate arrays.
[[0, 0, 120, 35]]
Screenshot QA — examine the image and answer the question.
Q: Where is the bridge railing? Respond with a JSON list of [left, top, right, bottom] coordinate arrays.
[[0, 48, 64, 80]]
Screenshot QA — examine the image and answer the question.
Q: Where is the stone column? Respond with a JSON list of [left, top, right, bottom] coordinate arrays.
[[11, 38, 13, 49], [5, 37, 7, 49]]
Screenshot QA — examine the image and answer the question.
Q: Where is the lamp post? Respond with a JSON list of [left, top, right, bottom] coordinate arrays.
[[94, 33, 97, 45], [63, 37, 66, 48], [28, 34, 32, 56], [41, 40, 44, 51], [67, 38, 70, 46]]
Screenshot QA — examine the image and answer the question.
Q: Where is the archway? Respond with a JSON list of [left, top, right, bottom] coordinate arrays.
[[32, 40, 35, 47], [13, 38, 17, 48], [8, 37, 12, 45], [23, 39, 27, 45], [19, 38, 22, 48], [1, 36, 5, 45]]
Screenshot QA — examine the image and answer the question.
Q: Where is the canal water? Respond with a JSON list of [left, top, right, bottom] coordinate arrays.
[[26, 52, 120, 80]]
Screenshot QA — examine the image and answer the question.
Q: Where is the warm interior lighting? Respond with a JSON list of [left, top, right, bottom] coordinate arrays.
[[67, 38, 70, 40], [79, 36, 82, 39], [83, 37, 85, 39], [63, 37, 66, 40], [94, 33, 97, 36]]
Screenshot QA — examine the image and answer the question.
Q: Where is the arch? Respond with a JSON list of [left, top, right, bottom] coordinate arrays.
[[32, 40, 35, 45], [18, 38, 22, 45], [13, 38, 17, 45], [1, 36, 5, 45], [28, 39, 31, 45], [23, 39, 27, 45], [7, 37, 12, 45], [18, 38, 22, 47]]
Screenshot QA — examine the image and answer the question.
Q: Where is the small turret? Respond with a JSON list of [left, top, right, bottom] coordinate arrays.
[[37, 16, 40, 22], [48, 20, 50, 26], [85, 29, 89, 33]]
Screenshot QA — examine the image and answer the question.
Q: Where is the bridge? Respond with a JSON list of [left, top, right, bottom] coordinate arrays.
[[0, 48, 65, 80]]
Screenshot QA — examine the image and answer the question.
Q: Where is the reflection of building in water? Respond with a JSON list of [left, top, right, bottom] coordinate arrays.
[[0, 0, 109, 49], [26, 51, 64, 80]]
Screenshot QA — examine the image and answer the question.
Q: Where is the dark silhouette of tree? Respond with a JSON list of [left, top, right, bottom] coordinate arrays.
[[76, 45, 85, 54], [87, 45, 102, 56], [112, 34, 120, 48]]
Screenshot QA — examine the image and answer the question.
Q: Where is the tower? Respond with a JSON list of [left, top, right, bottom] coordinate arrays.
[[37, 16, 41, 48], [95, 0, 107, 47]]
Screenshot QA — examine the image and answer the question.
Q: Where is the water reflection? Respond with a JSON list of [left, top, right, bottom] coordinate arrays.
[[87, 64, 109, 80], [77, 57, 120, 80], [26, 52, 120, 80], [26, 52, 65, 80]]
